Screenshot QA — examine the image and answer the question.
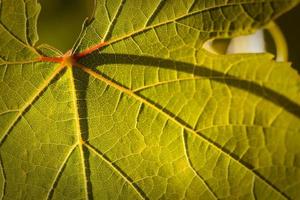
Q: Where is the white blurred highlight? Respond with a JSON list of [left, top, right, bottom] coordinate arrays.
[[226, 30, 266, 54]]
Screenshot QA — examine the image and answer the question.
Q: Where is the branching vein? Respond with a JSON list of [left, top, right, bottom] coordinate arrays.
[[84, 143, 146, 200], [76, 62, 289, 199], [0, 64, 64, 145]]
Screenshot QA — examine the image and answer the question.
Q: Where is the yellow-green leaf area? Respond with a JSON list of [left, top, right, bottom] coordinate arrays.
[[1, 0, 300, 199]]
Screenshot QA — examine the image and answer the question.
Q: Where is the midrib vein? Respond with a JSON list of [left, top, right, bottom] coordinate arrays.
[[76, 63, 288, 199], [68, 67, 89, 200], [0, 64, 64, 145]]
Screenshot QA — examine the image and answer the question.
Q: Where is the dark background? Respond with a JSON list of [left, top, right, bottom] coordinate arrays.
[[37, 0, 300, 71]]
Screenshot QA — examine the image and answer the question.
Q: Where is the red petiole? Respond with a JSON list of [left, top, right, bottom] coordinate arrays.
[[38, 41, 108, 65]]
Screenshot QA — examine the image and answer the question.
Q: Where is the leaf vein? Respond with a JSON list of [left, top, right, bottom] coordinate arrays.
[[102, 0, 126, 42], [182, 130, 218, 200], [76, 63, 289, 199], [68, 67, 90, 199], [46, 145, 77, 200], [105, 1, 279, 47], [84, 143, 147, 200], [0, 64, 64, 146], [0, 155, 6, 200], [0, 21, 39, 55]]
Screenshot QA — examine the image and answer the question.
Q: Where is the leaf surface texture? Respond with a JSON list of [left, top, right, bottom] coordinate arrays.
[[0, 0, 300, 199]]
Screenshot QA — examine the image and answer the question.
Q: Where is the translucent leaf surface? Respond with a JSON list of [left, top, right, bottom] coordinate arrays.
[[0, 0, 300, 199]]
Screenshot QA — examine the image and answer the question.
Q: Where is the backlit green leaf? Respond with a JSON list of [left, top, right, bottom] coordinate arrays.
[[1, 0, 300, 199]]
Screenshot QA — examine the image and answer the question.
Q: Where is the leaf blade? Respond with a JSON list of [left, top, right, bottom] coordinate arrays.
[[1, 0, 300, 199]]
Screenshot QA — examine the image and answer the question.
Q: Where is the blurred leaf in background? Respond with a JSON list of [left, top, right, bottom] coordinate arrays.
[[277, 4, 300, 72], [38, 0, 92, 52], [38, 1, 300, 71]]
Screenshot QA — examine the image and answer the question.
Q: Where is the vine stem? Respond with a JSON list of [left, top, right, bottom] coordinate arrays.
[[265, 21, 288, 62]]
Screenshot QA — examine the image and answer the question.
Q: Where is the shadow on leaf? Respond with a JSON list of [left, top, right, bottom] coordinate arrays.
[[78, 52, 300, 118]]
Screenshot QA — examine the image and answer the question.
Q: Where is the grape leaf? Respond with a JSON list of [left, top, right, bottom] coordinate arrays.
[[1, 0, 300, 199]]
